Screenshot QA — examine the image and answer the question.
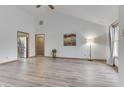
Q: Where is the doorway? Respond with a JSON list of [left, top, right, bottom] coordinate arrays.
[[35, 34, 45, 56], [17, 31, 29, 58]]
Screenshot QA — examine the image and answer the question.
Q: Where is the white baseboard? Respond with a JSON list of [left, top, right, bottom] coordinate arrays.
[[0, 59, 17, 64]]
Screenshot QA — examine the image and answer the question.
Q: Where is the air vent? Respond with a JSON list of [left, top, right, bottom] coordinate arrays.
[[39, 20, 44, 25]]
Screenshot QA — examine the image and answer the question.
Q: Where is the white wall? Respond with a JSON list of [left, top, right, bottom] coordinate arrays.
[[36, 11, 107, 60], [119, 6, 124, 86], [0, 6, 35, 63]]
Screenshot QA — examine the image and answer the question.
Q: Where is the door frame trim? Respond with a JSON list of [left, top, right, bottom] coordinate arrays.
[[17, 31, 29, 58], [35, 34, 45, 56]]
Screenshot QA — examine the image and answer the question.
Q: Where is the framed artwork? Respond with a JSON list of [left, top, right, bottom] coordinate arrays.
[[64, 33, 76, 46]]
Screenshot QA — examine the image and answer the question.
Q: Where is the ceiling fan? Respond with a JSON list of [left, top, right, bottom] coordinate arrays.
[[36, 5, 55, 10]]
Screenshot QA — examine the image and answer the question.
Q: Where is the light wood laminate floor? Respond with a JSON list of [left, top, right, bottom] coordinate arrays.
[[0, 57, 118, 87]]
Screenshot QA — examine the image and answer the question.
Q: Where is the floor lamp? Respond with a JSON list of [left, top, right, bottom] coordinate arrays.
[[87, 39, 94, 61]]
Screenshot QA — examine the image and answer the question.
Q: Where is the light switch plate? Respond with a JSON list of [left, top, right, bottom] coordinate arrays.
[[123, 29, 124, 37]]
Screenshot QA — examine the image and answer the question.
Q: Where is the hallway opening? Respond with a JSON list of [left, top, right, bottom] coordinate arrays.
[[17, 31, 29, 58], [35, 34, 45, 56]]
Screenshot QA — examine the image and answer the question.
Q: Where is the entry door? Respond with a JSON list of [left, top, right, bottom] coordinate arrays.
[[35, 35, 44, 56]]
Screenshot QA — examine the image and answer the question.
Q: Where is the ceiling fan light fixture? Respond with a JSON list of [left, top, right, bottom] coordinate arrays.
[[36, 5, 41, 8], [36, 5, 55, 10], [48, 5, 55, 9]]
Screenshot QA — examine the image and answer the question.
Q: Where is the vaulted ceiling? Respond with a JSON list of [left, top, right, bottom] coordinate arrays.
[[17, 5, 118, 25]]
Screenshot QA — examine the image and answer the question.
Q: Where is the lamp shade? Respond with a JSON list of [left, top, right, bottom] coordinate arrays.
[[87, 39, 94, 44]]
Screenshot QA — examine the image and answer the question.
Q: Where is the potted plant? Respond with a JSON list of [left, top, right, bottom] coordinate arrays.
[[51, 49, 57, 58]]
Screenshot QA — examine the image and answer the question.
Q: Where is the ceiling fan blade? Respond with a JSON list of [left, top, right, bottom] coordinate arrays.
[[48, 5, 54, 9], [36, 5, 41, 8]]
